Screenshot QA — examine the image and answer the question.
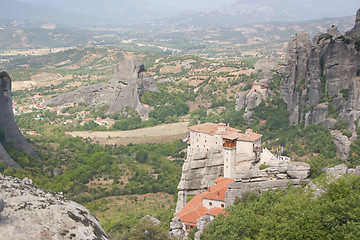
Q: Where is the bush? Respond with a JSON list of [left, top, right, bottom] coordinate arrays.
[[259, 164, 269, 170], [202, 175, 360, 240]]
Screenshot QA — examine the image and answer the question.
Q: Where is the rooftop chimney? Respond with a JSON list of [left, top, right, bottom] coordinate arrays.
[[245, 129, 253, 135], [217, 123, 226, 132]]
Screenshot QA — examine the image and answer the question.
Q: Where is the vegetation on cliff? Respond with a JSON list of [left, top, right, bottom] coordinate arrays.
[[202, 174, 360, 240]]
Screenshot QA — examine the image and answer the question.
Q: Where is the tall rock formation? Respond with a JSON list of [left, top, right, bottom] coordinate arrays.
[[0, 72, 39, 167], [0, 174, 108, 239], [280, 8, 360, 159], [236, 56, 279, 112], [44, 56, 158, 116]]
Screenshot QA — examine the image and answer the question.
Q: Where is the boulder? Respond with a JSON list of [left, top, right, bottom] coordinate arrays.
[[286, 162, 310, 179], [22, 177, 33, 185], [170, 217, 185, 239], [53, 168, 61, 176], [195, 215, 212, 240], [323, 164, 348, 178], [311, 104, 328, 124], [327, 25, 341, 38], [323, 118, 337, 129], [142, 215, 161, 225], [235, 92, 246, 111], [332, 131, 351, 160], [0, 175, 108, 239]]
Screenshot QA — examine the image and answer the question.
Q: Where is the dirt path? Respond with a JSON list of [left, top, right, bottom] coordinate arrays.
[[66, 122, 190, 145]]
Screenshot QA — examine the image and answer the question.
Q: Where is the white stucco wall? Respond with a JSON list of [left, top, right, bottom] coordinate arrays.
[[259, 148, 275, 165], [203, 198, 225, 209]]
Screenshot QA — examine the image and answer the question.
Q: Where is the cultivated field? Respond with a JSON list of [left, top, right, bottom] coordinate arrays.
[[66, 122, 190, 145]]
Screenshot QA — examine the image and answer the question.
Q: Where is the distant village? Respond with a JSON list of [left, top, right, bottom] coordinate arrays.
[[13, 94, 116, 135]]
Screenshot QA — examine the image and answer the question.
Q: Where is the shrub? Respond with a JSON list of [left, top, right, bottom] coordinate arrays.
[[259, 164, 269, 170]]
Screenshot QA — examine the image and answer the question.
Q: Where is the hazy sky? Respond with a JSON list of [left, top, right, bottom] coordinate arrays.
[[18, 0, 359, 16], [9, 0, 360, 27], [19, 0, 238, 12]]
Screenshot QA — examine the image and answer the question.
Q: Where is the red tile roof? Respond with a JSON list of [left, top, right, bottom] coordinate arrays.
[[189, 123, 262, 142], [206, 207, 227, 216], [174, 177, 234, 226]]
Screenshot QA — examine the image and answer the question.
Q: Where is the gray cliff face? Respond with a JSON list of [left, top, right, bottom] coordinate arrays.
[[176, 148, 224, 212], [225, 161, 310, 206], [280, 32, 312, 125], [345, 8, 360, 39], [0, 72, 39, 167], [44, 56, 158, 116], [235, 56, 278, 112], [0, 174, 108, 240], [280, 9, 360, 159]]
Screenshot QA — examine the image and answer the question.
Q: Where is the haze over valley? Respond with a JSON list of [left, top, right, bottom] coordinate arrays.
[[1, 1, 360, 239]]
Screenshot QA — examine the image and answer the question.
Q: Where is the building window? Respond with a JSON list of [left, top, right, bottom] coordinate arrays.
[[221, 204, 224, 208], [209, 202, 213, 206]]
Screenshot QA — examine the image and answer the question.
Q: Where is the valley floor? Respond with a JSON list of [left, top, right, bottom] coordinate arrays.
[[65, 122, 189, 145]]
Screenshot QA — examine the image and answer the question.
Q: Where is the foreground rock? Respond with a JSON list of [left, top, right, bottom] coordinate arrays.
[[44, 56, 158, 116], [0, 72, 39, 167], [0, 175, 108, 240]]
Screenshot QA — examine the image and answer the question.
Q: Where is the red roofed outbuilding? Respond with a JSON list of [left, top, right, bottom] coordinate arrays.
[[174, 177, 234, 231]]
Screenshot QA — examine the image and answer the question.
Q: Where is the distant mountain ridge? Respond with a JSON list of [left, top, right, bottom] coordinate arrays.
[[1, 0, 358, 28], [150, 0, 359, 29]]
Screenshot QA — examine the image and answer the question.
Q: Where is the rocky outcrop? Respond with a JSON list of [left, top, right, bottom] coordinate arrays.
[[235, 84, 273, 112], [280, 9, 360, 158], [332, 130, 352, 160], [0, 174, 108, 239], [169, 217, 185, 239], [309, 164, 360, 197], [176, 148, 224, 212], [345, 8, 360, 39], [142, 215, 161, 225], [44, 56, 158, 116], [0, 72, 39, 167], [225, 160, 310, 206], [254, 55, 280, 81], [236, 56, 277, 112], [194, 215, 212, 240]]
